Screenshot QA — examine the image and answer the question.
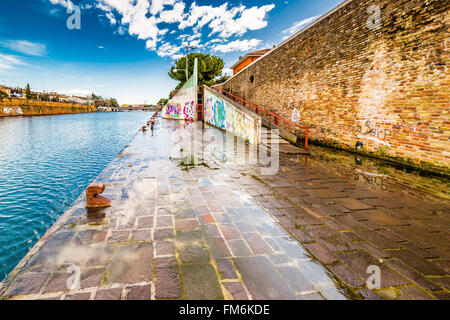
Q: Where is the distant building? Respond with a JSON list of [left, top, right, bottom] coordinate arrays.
[[10, 88, 24, 98], [231, 49, 271, 75], [70, 96, 93, 105]]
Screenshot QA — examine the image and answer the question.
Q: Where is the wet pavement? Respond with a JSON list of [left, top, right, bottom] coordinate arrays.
[[1, 118, 449, 300]]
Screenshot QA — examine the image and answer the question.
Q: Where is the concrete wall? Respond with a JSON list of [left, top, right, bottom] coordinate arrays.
[[204, 86, 261, 145], [0, 98, 97, 117], [219, 0, 449, 168], [162, 59, 198, 121]]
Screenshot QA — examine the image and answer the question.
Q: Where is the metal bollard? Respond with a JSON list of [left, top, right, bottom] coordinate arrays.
[[86, 183, 111, 208]]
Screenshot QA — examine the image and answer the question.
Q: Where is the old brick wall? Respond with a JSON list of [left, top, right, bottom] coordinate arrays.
[[220, 0, 449, 168], [0, 99, 97, 116]]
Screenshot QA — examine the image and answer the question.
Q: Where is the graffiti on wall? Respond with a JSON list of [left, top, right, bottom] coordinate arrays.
[[204, 88, 260, 144], [2, 107, 23, 116], [164, 101, 196, 120], [184, 101, 195, 120], [162, 58, 198, 121]]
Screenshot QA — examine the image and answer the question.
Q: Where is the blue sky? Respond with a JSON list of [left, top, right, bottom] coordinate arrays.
[[0, 0, 342, 104]]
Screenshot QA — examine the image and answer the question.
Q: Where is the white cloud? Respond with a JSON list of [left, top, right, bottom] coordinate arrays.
[[219, 5, 275, 37], [48, 0, 275, 60], [222, 68, 233, 76], [187, 33, 201, 41], [171, 54, 184, 60], [1, 40, 47, 56], [0, 53, 26, 71], [145, 39, 158, 50], [179, 3, 274, 38], [150, 0, 177, 15], [157, 42, 181, 58], [106, 11, 117, 25], [282, 16, 319, 39], [48, 0, 74, 8], [116, 26, 126, 35], [96, 2, 111, 11], [159, 1, 185, 23], [212, 39, 262, 53], [96, 0, 163, 47], [189, 39, 202, 48]]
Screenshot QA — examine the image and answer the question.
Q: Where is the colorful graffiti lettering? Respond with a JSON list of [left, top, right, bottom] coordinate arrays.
[[205, 96, 215, 123], [183, 101, 195, 121], [214, 99, 226, 129], [204, 89, 260, 144], [165, 103, 182, 118], [163, 58, 198, 121]]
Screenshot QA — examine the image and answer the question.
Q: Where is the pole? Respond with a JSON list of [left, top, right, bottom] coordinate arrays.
[[186, 47, 189, 82]]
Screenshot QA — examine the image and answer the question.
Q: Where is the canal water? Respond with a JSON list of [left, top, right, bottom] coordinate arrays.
[[0, 112, 150, 281]]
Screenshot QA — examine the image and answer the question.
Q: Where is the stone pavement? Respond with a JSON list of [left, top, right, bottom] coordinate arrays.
[[1, 119, 449, 300]]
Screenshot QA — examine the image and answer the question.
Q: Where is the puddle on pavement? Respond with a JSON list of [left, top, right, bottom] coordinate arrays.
[[165, 121, 355, 299], [291, 145, 449, 202]]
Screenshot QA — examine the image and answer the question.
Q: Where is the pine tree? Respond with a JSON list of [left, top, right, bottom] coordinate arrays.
[[168, 53, 224, 90]]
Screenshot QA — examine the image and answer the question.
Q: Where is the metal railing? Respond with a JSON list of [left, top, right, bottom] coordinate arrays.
[[212, 88, 309, 149]]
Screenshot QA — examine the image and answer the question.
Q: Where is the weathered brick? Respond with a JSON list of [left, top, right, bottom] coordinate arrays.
[[155, 257, 182, 299], [220, 0, 448, 168], [126, 284, 151, 300], [95, 287, 122, 300]]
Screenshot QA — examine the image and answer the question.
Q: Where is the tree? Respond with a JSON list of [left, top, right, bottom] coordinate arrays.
[[39, 93, 50, 101], [157, 98, 169, 106], [169, 89, 178, 99], [0, 90, 8, 102], [25, 83, 32, 100], [109, 98, 119, 108], [91, 93, 103, 107], [168, 53, 224, 90]]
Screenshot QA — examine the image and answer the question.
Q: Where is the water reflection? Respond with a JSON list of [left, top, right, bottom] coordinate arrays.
[[0, 112, 150, 280], [294, 145, 449, 202]]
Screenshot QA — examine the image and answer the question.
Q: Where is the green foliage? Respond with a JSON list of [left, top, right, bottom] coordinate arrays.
[[91, 92, 102, 106], [157, 98, 169, 106], [169, 53, 224, 89], [25, 83, 32, 100], [169, 89, 178, 99], [109, 98, 119, 108], [90, 93, 118, 108], [0, 90, 8, 101], [39, 93, 50, 101], [377, 145, 389, 157]]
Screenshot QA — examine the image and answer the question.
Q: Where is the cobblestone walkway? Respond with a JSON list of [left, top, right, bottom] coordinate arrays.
[[1, 119, 449, 300]]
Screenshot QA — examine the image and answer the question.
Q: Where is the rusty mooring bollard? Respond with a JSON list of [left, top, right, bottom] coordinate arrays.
[[86, 183, 111, 208]]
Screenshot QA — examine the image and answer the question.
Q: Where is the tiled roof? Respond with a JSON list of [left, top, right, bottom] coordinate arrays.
[[231, 48, 271, 70], [246, 49, 271, 56]]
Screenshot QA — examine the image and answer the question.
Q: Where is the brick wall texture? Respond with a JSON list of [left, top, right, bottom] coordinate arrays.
[[220, 0, 449, 168]]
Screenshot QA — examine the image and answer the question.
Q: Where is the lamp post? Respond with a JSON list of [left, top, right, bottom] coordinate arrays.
[[174, 46, 195, 82], [185, 46, 195, 82]]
